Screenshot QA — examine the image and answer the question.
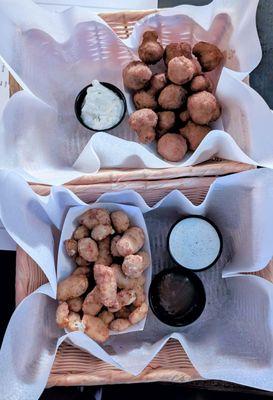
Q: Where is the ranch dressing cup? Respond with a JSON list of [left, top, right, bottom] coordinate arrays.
[[168, 216, 223, 272], [75, 80, 127, 131]]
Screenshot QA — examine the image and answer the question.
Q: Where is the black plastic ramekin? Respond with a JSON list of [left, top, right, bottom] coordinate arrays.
[[74, 82, 127, 131], [149, 267, 206, 327]]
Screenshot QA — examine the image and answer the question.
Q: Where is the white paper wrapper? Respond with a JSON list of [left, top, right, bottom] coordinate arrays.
[[1, 169, 273, 398], [58, 202, 152, 335], [35, 0, 158, 13], [0, 0, 268, 184]]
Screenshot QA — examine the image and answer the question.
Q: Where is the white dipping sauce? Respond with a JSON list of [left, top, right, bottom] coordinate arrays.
[[169, 217, 221, 270], [81, 80, 124, 130]]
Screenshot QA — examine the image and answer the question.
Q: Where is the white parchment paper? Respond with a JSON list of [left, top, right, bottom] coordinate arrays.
[[1, 168, 273, 398], [0, 0, 269, 184], [34, 0, 158, 13]]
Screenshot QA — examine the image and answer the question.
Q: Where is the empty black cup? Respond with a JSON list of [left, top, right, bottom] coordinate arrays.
[[149, 267, 206, 327], [74, 82, 127, 131]]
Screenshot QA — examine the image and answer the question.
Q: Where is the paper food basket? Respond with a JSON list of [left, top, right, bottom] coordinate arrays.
[[8, 8, 253, 184], [16, 173, 273, 391]]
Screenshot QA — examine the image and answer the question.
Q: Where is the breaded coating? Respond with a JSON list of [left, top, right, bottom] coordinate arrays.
[[138, 31, 164, 64], [123, 61, 152, 90], [129, 303, 148, 324], [168, 56, 196, 85], [188, 91, 221, 125], [65, 239, 78, 257], [78, 237, 99, 262], [180, 121, 211, 150], [57, 274, 88, 301], [111, 211, 130, 234], [83, 315, 109, 343], [79, 208, 110, 230], [193, 41, 224, 72], [157, 133, 187, 162], [164, 42, 192, 65], [94, 264, 117, 307], [116, 227, 145, 257], [158, 84, 187, 110]]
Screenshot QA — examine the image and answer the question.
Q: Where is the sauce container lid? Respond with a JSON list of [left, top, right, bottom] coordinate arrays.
[[149, 267, 206, 327], [74, 81, 127, 132], [167, 215, 223, 272]]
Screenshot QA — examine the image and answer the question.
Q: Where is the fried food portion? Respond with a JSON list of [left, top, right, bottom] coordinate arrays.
[[82, 286, 103, 316], [180, 120, 211, 151], [57, 274, 88, 301], [192, 41, 224, 72], [149, 73, 167, 95], [116, 227, 145, 257], [122, 251, 150, 278], [111, 264, 145, 290], [158, 84, 187, 110], [179, 110, 190, 123], [129, 109, 158, 144], [164, 42, 192, 65], [192, 58, 202, 76], [82, 314, 109, 343], [73, 225, 90, 240], [58, 207, 150, 342], [123, 34, 223, 163], [56, 302, 69, 328], [187, 91, 221, 125], [96, 236, 113, 266], [129, 303, 148, 324], [91, 224, 113, 241], [93, 264, 117, 307], [64, 239, 78, 257], [133, 90, 157, 110], [79, 208, 111, 230], [157, 133, 188, 162], [67, 312, 82, 332], [72, 266, 90, 275], [157, 111, 176, 136], [168, 56, 196, 85], [123, 61, 152, 90], [67, 297, 83, 312], [111, 236, 122, 257], [98, 310, 115, 326], [110, 318, 131, 332], [111, 211, 130, 233], [75, 256, 90, 267], [133, 285, 145, 307], [108, 289, 137, 312], [83, 286, 102, 304], [138, 31, 164, 64], [78, 238, 99, 262], [190, 74, 213, 93]]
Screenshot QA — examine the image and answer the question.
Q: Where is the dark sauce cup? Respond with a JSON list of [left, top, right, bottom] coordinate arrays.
[[149, 267, 206, 327], [74, 82, 127, 132]]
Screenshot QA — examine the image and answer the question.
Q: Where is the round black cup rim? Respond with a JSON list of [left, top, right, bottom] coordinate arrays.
[[74, 82, 127, 132], [149, 266, 206, 327], [167, 215, 223, 272]]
